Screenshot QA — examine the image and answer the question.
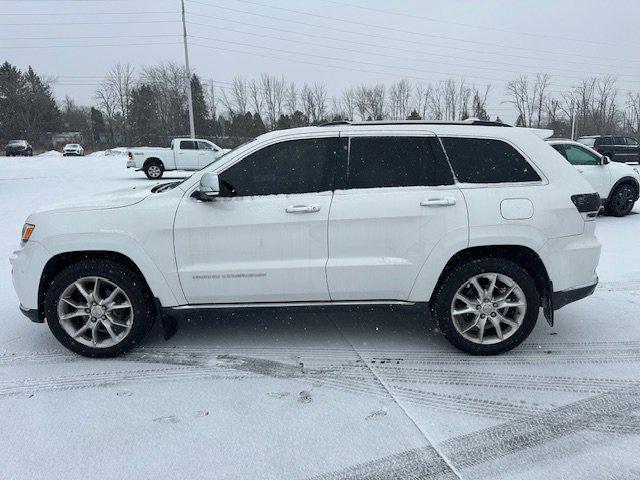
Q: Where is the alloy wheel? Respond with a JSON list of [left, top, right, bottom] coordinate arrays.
[[57, 276, 134, 348], [450, 272, 527, 345]]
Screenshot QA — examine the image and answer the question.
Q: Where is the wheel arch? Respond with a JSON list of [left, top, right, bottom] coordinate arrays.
[[37, 249, 176, 321], [143, 157, 164, 170], [427, 245, 551, 304], [607, 176, 639, 203]]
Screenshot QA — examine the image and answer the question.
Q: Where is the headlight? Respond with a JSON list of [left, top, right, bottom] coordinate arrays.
[[21, 223, 35, 244]]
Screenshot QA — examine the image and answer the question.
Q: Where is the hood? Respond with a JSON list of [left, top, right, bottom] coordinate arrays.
[[35, 184, 158, 214]]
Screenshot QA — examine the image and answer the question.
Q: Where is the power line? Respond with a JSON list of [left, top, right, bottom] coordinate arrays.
[[0, 10, 176, 15], [186, 35, 639, 92], [184, 0, 640, 69], [189, 0, 640, 63], [0, 41, 182, 49], [1, 19, 179, 26], [0, 34, 180, 41], [319, 0, 637, 49], [186, 21, 640, 84]]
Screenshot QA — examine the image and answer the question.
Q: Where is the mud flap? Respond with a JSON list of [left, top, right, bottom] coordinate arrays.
[[154, 298, 179, 340], [542, 281, 554, 327]]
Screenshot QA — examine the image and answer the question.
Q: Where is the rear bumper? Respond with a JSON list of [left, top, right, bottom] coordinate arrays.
[[553, 280, 597, 311]]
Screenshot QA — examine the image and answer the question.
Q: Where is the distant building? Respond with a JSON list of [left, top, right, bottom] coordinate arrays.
[[51, 132, 83, 146]]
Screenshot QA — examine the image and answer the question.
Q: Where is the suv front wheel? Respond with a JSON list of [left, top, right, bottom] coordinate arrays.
[[44, 258, 155, 357], [432, 257, 540, 355]]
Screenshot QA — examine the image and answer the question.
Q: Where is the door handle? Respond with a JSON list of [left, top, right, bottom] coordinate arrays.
[[285, 204, 321, 213], [420, 198, 456, 207]]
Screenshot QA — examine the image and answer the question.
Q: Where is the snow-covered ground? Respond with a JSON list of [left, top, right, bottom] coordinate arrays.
[[1, 153, 640, 479]]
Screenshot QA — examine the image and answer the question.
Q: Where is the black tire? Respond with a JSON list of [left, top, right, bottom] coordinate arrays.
[[606, 183, 636, 217], [44, 258, 155, 357], [144, 160, 164, 179], [431, 256, 540, 355]]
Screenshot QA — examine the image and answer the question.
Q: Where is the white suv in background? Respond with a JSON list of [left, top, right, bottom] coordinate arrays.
[[547, 139, 640, 217], [11, 120, 601, 357]]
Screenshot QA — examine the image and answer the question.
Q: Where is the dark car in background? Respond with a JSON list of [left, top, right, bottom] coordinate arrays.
[[577, 135, 639, 163], [4, 140, 33, 157]]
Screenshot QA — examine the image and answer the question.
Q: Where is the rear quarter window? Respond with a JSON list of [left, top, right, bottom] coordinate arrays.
[[440, 137, 541, 184], [577, 138, 595, 147]]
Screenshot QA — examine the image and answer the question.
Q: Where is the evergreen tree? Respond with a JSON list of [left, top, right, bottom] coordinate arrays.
[[275, 114, 291, 131], [90, 107, 106, 144], [128, 84, 160, 145], [515, 113, 526, 127], [290, 110, 308, 128], [0, 62, 60, 143], [190, 74, 209, 136], [407, 110, 422, 120], [252, 112, 267, 135]]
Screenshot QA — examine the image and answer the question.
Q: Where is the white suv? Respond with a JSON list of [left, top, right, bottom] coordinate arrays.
[[547, 139, 640, 217], [10, 120, 602, 357]]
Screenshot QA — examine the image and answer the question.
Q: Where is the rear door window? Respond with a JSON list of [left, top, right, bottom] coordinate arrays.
[[613, 137, 625, 145], [347, 136, 453, 189], [597, 137, 612, 146], [180, 140, 198, 150], [440, 137, 541, 183]]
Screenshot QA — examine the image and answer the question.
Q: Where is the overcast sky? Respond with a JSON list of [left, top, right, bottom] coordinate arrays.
[[2, 0, 639, 123]]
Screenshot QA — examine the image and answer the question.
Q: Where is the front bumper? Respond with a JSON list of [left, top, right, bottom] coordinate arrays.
[[553, 279, 598, 311], [10, 241, 50, 311]]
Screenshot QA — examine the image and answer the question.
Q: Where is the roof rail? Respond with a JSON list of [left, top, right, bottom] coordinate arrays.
[[318, 118, 511, 127]]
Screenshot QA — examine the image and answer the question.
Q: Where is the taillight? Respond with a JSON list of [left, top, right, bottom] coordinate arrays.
[[571, 193, 601, 220], [128, 151, 133, 159]]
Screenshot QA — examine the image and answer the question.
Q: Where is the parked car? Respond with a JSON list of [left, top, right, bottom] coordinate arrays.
[[62, 144, 84, 156], [548, 139, 640, 217], [576, 135, 640, 163], [126, 138, 230, 179], [4, 140, 33, 156], [11, 120, 601, 357]]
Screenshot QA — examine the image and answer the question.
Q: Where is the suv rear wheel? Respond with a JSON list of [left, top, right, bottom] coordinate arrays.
[[44, 258, 155, 357], [432, 257, 539, 355]]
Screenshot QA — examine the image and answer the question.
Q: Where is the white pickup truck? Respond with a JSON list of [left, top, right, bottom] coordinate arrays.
[[126, 138, 230, 179]]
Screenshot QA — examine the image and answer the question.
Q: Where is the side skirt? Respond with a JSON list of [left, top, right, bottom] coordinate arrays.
[[159, 300, 429, 339]]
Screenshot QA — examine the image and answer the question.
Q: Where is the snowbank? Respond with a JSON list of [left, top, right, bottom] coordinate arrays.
[[37, 150, 62, 157]]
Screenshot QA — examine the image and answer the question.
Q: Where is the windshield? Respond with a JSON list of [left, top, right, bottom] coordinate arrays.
[[8, 140, 25, 145]]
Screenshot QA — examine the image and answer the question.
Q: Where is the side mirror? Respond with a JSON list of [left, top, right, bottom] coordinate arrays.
[[192, 172, 220, 201], [601, 156, 611, 165]]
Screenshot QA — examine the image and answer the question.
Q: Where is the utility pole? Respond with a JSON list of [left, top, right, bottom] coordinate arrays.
[[571, 100, 577, 140], [181, 0, 196, 139]]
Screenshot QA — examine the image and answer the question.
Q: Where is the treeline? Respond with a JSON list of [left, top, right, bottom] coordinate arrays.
[[2, 60, 640, 150]]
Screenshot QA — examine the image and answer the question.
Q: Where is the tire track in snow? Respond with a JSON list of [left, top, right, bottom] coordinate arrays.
[[308, 387, 640, 478], [307, 446, 458, 480]]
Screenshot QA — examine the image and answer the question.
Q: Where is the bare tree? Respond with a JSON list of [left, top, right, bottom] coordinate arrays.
[[626, 92, 640, 135], [355, 84, 386, 120], [94, 83, 117, 143], [339, 87, 357, 120], [248, 79, 263, 118], [414, 83, 433, 119], [284, 82, 298, 115], [261, 74, 286, 128], [220, 76, 248, 115], [388, 79, 411, 120], [105, 62, 135, 142]]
